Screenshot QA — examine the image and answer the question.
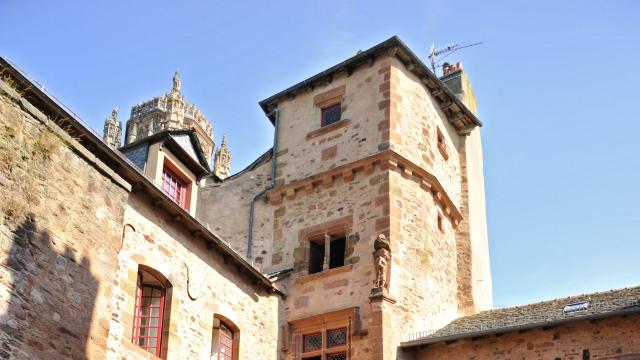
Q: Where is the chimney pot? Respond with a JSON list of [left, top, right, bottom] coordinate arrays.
[[442, 62, 451, 75]]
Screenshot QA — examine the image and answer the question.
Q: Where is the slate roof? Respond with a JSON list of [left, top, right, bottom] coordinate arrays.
[[402, 286, 640, 347], [118, 129, 210, 176]]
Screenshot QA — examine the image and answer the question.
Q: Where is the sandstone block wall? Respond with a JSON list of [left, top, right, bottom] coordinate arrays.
[[408, 314, 640, 360], [0, 78, 281, 360], [270, 167, 389, 359], [0, 82, 129, 359], [107, 193, 280, 360], [273, 57, 390, 186], [388, 169, 459, 349], [390, 59, 462, 207], [196, 154, 272, 261]]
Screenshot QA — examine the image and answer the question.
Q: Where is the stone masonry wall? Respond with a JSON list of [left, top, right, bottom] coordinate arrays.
[[269, 166, 389, 359], [197, 154, 273, 262], [0, 81, 129, 359], [409, 314, 640, 360], [390, 59, 462, 207], [107, 192, 280, 360], [386, 170, 459, 360], [273, 56, 390, 186]]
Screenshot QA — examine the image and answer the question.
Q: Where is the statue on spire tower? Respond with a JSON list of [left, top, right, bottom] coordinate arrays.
[[172, 70, 181, 92]]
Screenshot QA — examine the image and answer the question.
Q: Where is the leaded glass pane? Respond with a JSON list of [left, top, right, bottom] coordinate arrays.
[[321, 104, 341, 126], [327, 352, 347, 360], [302, 332, 322, 352], [327, 327, 347, 348]]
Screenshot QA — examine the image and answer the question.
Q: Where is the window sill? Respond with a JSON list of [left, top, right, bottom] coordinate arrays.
[[122, 339, 162, 360], [295, 264, 353, 285], [306, 119, 351, 140]]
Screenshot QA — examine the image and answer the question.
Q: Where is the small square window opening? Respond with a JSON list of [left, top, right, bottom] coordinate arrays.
[[321, 103, 342, 127], [436, 128, 449, 160]]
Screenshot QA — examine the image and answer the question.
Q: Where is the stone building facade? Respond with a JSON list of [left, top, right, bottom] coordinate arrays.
[[0, 58, 280, 360], [1, 36, 640, 360], [197, 36, 493, 360]]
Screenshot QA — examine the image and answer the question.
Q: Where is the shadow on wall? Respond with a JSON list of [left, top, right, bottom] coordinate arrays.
[[0, 216, 98, 359]]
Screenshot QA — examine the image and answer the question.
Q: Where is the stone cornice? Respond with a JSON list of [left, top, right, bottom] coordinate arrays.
[[266, 150, 463, 226]]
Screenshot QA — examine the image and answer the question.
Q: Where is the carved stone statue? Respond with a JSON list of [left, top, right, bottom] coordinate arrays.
[[373, 234, 391, 289], [172, 70, 181, 92]]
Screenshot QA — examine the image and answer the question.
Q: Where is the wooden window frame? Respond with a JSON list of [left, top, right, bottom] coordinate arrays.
[[161, 162, 189, 210], [133, 270, 167, 357], [211, 315, 240, 360], [290, 308, 356, 360], [217, 321, 234, 360]]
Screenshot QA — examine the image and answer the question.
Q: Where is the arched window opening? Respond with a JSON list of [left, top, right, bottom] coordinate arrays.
[[211, 316, 239, 360], [133, 267, 170, 357]]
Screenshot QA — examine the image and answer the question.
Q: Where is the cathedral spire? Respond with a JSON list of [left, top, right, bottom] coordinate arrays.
[[103, 106, 122, 148], [213, 135, 231, 179], [172, 70, 181, 93]]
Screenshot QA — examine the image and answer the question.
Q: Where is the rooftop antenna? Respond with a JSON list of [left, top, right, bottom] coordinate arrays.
[[428, 41, 482, 75]]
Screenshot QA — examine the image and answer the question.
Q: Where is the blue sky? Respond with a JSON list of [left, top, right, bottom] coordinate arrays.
[[1, 0, 639, 307]]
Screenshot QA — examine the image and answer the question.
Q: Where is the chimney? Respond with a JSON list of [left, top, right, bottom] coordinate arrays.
[[440, 61, 477, 115]]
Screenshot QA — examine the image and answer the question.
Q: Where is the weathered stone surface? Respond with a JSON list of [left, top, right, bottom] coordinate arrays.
[[0, 87, 128, 359]]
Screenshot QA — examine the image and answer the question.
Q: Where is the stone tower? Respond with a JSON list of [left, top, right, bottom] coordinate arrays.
[[196, 37, 492, 360], [103, 106, 122, 148], [123, 71, 215, 166], [213, 135, 231, 179]]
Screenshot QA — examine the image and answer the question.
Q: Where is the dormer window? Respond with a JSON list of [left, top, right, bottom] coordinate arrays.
[[321, 103, 342, 127], [161, 165, 188, 209]]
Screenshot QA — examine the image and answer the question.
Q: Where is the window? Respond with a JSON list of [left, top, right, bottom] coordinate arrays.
[[328, 236, 346, 269], [436, 128, 449, 160], [321, 103, 342, 127], [437, 213, 445, 233], [289, 308, 355, 360], [309, 240, 325, 274], [301, 327, 348, 360], [217, 322, 234, 360], [308, 234, 346, 274], [211, 316, 238, 360], [161, 166, 187, 208], [133, 268, 168, 357]]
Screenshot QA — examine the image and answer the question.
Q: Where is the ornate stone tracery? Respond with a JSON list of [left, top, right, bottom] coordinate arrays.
[[213, 135, 231, 179], [103, 106, 122, 148], [109, 71, 219, 167]]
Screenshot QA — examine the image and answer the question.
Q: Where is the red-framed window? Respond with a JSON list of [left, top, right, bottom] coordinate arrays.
[[133, 271, 166, 357], [321, 103, 342, 127], [161, 166, 187, 209], [217, 322, 234, 360]]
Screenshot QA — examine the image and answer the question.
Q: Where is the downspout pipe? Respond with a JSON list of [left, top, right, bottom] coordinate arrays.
[[247, 109, 280, 261]]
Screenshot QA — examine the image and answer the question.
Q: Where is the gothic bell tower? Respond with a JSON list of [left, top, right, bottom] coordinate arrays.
[[213, 135, 231, 179], [103, 106, 122, 148]]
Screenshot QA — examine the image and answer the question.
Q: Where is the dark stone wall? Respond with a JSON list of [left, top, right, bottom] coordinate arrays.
[[0, 81, 129, 359]]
